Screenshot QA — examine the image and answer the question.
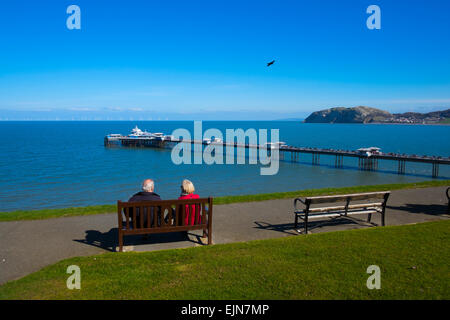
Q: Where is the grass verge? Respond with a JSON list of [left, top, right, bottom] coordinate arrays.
[[0, 220, 448, 299], [0, 180, 448, 222]]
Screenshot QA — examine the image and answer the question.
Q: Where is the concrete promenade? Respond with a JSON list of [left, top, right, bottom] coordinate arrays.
[[0, 186, 448, 285]]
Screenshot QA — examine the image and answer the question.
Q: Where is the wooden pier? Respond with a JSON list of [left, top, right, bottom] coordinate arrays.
[[105, 135, 450, 178]]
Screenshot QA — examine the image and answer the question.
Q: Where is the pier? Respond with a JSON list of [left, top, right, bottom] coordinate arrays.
[[105, 135, 450, 178]]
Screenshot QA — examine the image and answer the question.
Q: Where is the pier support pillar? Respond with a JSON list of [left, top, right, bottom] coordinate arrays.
[[291, 152, 299, 162], [432, 163, 439, 178], [312, 153, 320, 165], [335, 155, 343, 168], [359, 157, 377, 171], [398, 160, 406, 175]]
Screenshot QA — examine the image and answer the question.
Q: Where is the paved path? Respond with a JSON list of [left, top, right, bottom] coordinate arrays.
[[1, 186, 448, 285]]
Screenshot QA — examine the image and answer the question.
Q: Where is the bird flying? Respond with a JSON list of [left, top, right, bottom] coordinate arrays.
[[267, 60, 275, 67]]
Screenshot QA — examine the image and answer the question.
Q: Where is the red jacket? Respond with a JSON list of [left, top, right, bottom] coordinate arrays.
[[178, 193, 200, 225]]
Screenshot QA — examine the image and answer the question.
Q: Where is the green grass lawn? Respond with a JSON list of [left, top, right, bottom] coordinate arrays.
[[0, 180, 449, 221], [1, 220, 449, 300]]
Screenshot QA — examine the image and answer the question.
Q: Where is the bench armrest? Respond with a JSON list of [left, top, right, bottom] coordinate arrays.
[[294, 198, 306, 211]]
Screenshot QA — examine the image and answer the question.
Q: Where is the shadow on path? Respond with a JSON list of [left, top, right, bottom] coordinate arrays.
[[387, 204, 448, 216], [74, 229, 198, 252], [254, 218, 365, 235]]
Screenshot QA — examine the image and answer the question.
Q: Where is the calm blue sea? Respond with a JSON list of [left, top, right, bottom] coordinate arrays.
[[0, 121, 449, 211]]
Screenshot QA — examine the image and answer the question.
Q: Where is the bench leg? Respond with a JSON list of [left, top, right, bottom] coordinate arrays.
[[118, 232, 123, 252], [381, 211, 385, 226], [367, 213, 372, 223], [304, 214, 309, 234]]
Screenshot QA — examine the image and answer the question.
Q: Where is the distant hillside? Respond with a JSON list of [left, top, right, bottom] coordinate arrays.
[[304, 106, 391, 124], [304, 106, 450, 124], [392, 109, 450, 122]]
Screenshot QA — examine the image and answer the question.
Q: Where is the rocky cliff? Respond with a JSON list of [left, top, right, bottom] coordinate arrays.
[[304, 106, 391, 123]]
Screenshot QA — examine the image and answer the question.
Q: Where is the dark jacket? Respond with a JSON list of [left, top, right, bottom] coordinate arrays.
[[127, 192, 162, 228], [128, 191, 161, 202]]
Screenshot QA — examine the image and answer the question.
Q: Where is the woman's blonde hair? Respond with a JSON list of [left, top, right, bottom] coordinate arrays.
[[181, 179, 195, 194]]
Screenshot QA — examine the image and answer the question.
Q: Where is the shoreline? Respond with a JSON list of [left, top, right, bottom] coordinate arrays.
[[0, 180, 448, 222]]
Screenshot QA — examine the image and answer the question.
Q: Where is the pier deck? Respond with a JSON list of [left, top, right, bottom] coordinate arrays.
[[105, 135, 450, 178]]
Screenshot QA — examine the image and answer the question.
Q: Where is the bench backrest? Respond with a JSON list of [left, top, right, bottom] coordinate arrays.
[[117, 197, 213, 231], [305, 191, 390, 205]]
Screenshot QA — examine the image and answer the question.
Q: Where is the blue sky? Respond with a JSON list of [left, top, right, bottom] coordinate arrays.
[[0, 0, 449, 120]]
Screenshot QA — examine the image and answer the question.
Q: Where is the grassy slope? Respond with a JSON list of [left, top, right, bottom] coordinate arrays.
[[0, 220, 448, 299], [0, 180, 448, 222]]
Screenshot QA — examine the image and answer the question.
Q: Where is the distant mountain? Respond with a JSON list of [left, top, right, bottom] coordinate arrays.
[[304, 106, 450, 124], [304, 106, 391, 124]]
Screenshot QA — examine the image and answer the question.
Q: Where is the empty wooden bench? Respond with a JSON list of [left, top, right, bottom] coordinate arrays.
[[294, 191, 390, 234], [117, 197, 213, 252]]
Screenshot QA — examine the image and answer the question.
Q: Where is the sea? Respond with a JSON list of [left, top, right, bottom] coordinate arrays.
[[0, 121, 449, 212]]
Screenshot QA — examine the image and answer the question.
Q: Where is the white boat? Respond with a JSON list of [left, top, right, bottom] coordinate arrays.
[[129, 126, 154, 138]]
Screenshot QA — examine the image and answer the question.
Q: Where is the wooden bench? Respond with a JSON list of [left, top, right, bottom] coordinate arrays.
[[294, 191, 390, 234], [117, 197, 213, 252]]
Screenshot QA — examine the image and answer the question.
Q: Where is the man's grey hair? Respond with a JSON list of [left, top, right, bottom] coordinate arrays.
[[142, 179, 154, 192]]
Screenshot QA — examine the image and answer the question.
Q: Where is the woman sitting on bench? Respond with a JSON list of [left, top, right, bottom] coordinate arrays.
[[178, 179, 200, 225]]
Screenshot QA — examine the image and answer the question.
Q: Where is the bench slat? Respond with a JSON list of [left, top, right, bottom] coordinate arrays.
[[300, 202, 383, 213], [195, 204, 200, 225], [181, 205, 186, 226], [125, 207, 130, 230], [132, 208, 137, 229], [306, 191, 390, 204], [175, 204, 180, 226]]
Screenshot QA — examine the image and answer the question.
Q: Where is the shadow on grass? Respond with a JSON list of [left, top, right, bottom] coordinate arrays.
[[74, 228, 201, 252], [387, 203, 449, 216]]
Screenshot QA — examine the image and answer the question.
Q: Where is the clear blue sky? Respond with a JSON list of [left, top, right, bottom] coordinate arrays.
[[0, 0, 449, 120]]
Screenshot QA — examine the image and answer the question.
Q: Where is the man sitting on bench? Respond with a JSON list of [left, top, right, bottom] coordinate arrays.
[[128, 179, 161, 228]]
